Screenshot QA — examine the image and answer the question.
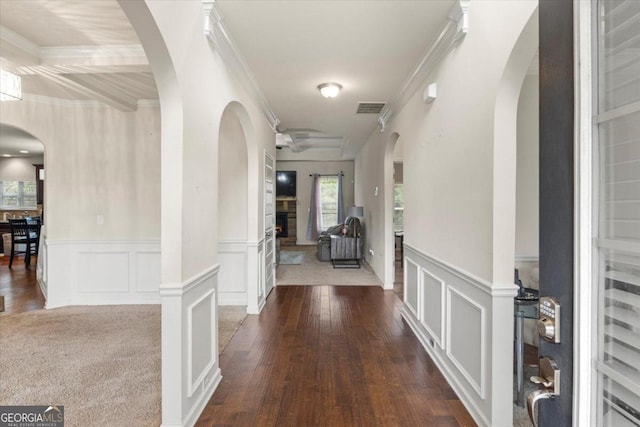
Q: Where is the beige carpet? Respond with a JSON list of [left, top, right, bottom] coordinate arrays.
[[276, 245, 383, 286], [218, 305, 248, 354], [0, 304, 247, 427]]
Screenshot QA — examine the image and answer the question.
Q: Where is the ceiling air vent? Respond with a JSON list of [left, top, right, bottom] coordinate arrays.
[[356, 102, 386, 114]]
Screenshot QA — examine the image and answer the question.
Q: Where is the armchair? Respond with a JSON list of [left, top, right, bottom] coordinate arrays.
[[329, 217, 363, 268], [316, 223, 343, 261]]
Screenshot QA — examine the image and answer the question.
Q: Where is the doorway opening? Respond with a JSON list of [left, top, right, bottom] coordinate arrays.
[[0, 124, 46, 314]]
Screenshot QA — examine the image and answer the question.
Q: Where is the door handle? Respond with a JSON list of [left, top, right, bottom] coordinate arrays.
[[527, 390, 556, 427], [527, 357, 560, 427], [265, 231, 272, 238]]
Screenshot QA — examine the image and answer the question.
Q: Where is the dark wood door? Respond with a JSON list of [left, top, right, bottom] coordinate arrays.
[[538, 0, 574, 425]]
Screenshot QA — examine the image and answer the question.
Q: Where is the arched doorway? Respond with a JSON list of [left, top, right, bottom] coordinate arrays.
[[383, 132, 400, 289], [0, 124, 46, 312], [217, 102, 250, 306]]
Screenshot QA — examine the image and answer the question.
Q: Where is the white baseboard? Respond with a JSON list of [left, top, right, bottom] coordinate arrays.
[[181, 368, 221, 427]]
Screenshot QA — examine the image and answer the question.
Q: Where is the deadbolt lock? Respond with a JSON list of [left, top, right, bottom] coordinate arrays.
[[537, 296, 560, 343]]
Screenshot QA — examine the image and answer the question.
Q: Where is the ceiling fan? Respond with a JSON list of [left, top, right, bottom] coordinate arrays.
[[275, 128, 345, 152]]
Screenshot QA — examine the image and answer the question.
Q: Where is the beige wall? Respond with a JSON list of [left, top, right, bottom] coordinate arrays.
[[515, 75, 539, 258], [276, 160, 354, 245], [0, 99, 161, 241]]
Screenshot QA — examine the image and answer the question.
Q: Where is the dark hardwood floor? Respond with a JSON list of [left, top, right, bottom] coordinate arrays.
[[0, 254, 45, 315], [393, 250, 403, 300], [197, 285, 476, 427]]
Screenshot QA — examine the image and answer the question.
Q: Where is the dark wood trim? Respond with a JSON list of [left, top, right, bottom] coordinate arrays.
[[33, 164, 44, 205]]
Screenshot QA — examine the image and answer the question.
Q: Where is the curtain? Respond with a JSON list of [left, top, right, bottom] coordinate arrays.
[[337, 173, 345, 223], [306, 174, 321, 240]]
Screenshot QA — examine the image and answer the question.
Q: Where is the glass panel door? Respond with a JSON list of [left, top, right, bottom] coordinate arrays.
[[594, 1, 640, 425]]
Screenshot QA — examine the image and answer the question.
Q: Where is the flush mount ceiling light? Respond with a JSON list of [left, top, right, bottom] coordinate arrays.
[[317, 82, 342, 98], [0, 69, 22, 101]]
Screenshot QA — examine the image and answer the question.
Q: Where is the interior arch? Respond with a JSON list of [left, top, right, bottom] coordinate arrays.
[[492, 6, 539, 285], [218, 103, 250, 242], [383, 132, 401, 289]]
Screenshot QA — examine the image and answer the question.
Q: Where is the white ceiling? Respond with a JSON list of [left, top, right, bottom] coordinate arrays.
[[0, 124, 44, 158], [216, 0, 456, 159], [0, 0, 156, 110], [0, 0, 457, 160]]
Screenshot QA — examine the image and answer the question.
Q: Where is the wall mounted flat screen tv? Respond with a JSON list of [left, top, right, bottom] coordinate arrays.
[[276, 171, 296, 198]]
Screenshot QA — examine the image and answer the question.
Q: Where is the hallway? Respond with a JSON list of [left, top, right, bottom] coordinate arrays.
[[197, 285, 475, 426]]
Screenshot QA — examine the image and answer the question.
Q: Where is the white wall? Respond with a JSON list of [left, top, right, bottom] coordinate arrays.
[[118, 1, 277, 425], [276, 160, 354, 245], [515, 75, 540, 346], [515, 75, 539, 258], [218, 111, 248, 242], [355, 2, 538, 426], [355, 134, 388, 281], [217, 105, 250, 306]]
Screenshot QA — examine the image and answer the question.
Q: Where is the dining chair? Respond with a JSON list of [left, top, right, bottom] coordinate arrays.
[[8, 218, 40, 268]]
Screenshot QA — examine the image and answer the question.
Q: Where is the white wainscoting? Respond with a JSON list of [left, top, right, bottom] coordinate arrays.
[[401, 243, 517, 427], [45, 240, 160, 308], [36, 235, 47, 301], [160, 264, 222, 427], [246, 239, 265, 314], [217, 240, 248, 306]]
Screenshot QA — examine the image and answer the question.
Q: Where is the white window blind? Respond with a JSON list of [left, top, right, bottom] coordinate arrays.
[[595, 1, 640, 426], [0, 181, 37, 208]]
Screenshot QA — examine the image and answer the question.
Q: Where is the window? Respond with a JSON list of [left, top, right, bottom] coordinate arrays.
[[319, 176, 339, 228], [593, 1, 640, 425], [394, 183, 404, 231], [0, 181, 37, 208]]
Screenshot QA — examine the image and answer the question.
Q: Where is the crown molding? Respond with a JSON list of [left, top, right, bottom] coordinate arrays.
[[378, 0, 470, 132], [21, 93, 105, 107], [18, 93, 159, 109], [203, 1, 280, 132], [0, 25, 146, 62]]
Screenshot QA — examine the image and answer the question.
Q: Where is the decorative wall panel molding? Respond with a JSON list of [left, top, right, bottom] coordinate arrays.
[[218, 240, 248, 305], [404, 258, 420, 317], [401, 244, 516, 427], [160, 263, 222, 427], [45, 239, 160, 308], [246, 239, 265, 314], [421, 268, 446, 349], [447, 286, 485, 398], [187, 288, 216, 397]]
